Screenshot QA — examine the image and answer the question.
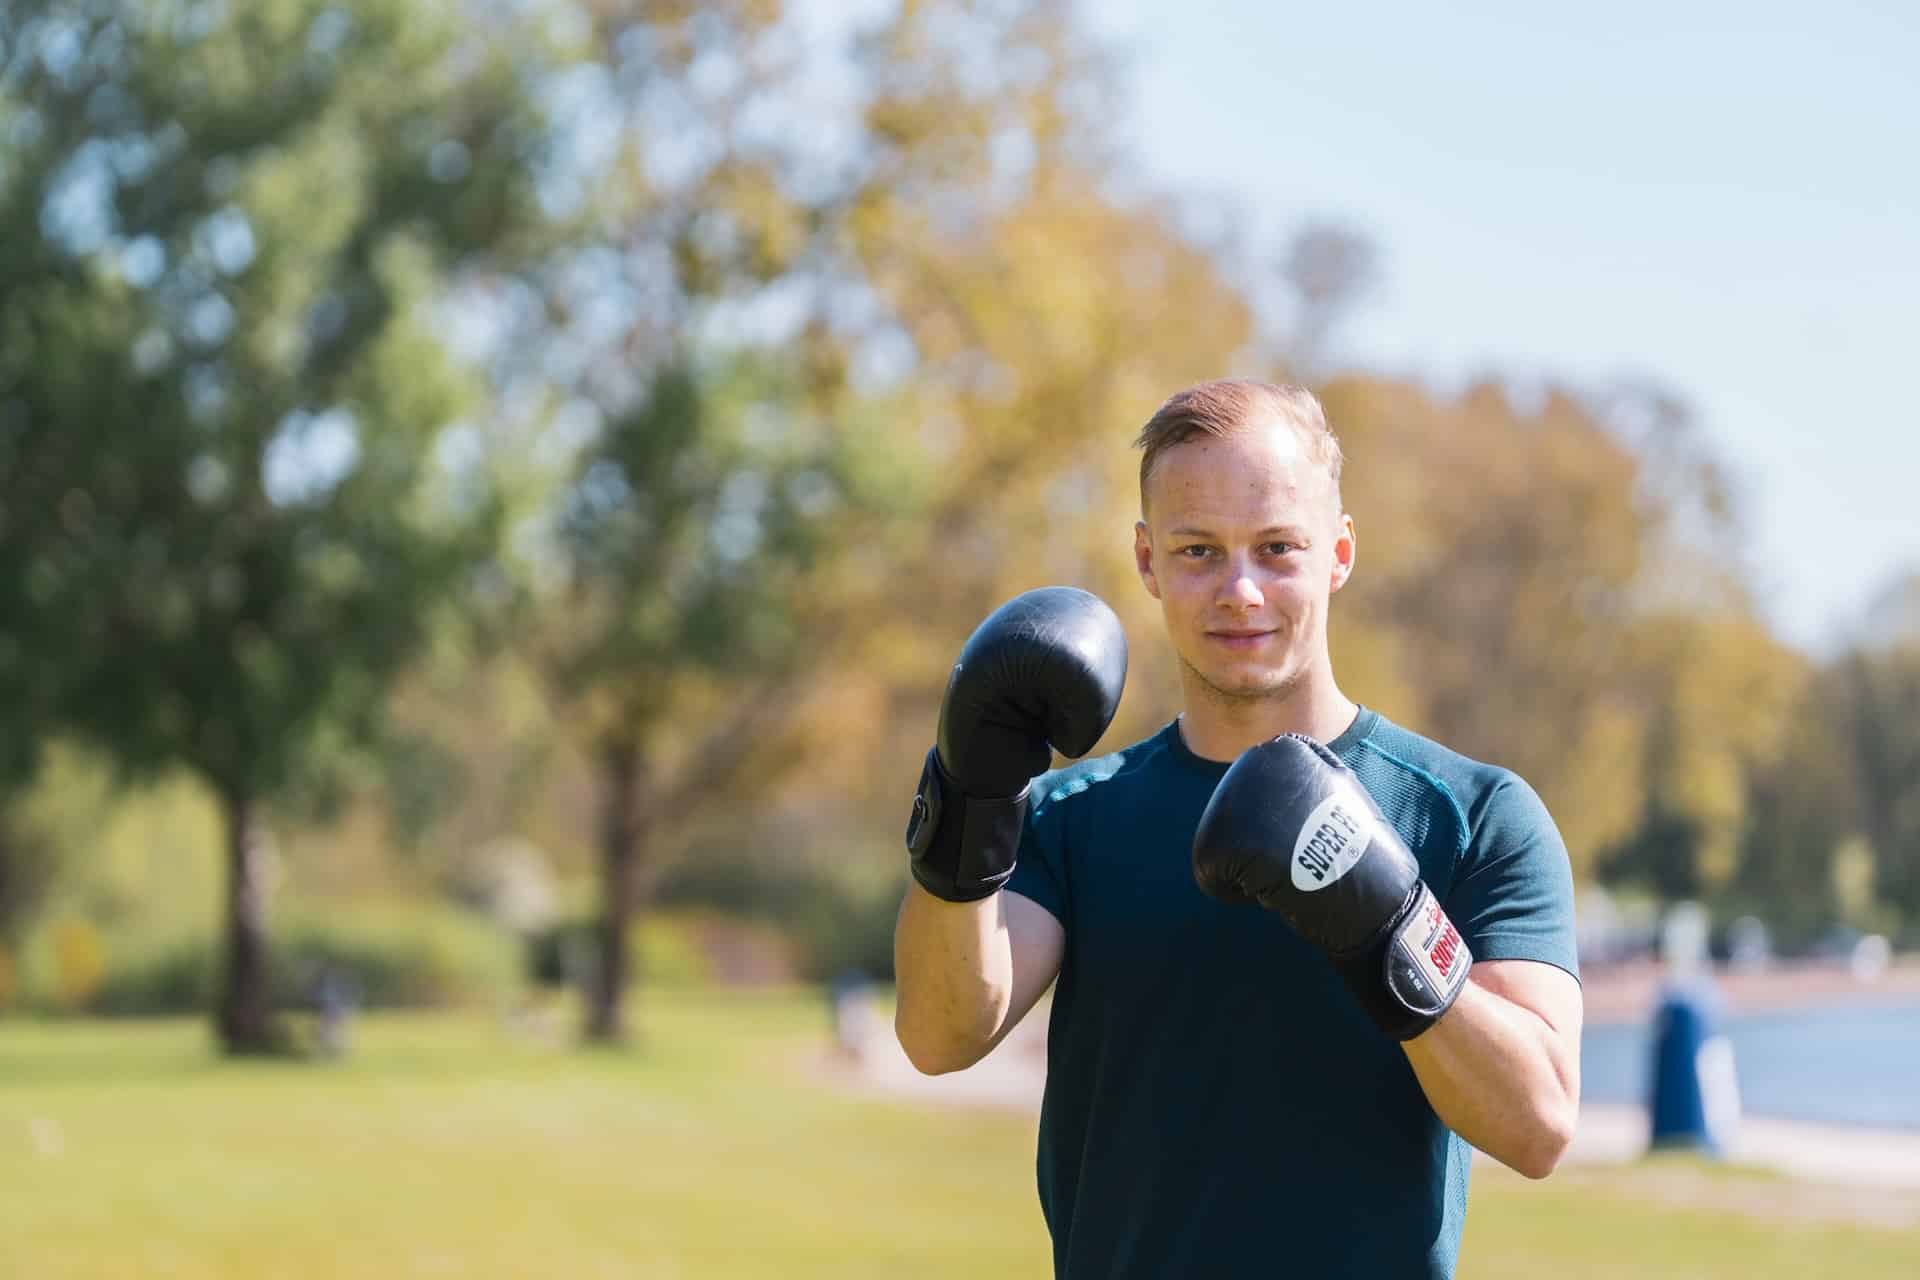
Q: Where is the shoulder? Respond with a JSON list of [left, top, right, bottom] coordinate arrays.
[[1343, 713, 1549, 854], [1354, 715, 1576, 971], [1028, 724, 1179, 820]]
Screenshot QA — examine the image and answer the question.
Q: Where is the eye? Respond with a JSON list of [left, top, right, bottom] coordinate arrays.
[[1263, 541, 1297, 556], [1176, 545, 1214, 560]]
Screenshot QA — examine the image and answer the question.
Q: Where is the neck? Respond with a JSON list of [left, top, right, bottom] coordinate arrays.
[[1175, 663, 1358, 763]]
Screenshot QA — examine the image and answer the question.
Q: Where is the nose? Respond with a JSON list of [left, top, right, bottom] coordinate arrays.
[[1220, 560, 1264, 611]]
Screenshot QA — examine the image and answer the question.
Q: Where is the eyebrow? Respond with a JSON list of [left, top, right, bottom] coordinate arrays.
[[1166, 525, 1310, 540]]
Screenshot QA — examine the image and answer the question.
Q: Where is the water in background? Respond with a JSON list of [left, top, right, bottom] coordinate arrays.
[[1582, 999, 1920, 1131]]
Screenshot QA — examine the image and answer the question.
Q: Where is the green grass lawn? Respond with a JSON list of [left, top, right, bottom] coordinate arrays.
[[1, 989, 1914, 1278]]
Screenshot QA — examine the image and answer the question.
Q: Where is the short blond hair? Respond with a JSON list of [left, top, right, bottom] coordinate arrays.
[[1133, 379, 1344, 513]]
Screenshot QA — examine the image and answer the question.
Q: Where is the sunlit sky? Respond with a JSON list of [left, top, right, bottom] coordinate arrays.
[[1088, 1, 1919, 653]]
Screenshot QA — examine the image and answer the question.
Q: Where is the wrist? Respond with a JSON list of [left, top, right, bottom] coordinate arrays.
[[1332, 883, 1472, 1040], [905, 748, 1030, 902]]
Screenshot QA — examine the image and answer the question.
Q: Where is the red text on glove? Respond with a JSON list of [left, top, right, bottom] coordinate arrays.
[[1428, 920, 1462, 979]]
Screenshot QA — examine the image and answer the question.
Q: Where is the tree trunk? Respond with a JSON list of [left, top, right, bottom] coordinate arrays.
[[217, 785, 280, 1054], [584, 738, 648, 1044]]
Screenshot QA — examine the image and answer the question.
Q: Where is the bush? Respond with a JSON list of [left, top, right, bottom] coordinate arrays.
[[75, 906, 524, 1016], [655, 844, 903, 983], [522, 912, 789, 991], [276, 908, 524, 1010], [51, 919, 109, 1010], [86, 932, 211, 1015], [782, 881, 901, 983]]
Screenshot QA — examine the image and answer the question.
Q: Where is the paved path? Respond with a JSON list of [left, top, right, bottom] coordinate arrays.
[[840, 1003, 1920, 1191]]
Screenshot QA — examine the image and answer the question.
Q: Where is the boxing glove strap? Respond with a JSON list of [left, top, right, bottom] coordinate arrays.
[[1334, 882, 1473, 1041], [905, 748, 1029, 903]]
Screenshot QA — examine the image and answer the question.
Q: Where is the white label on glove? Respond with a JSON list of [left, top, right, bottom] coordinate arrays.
[[1291, 793, 1374, 891], [1393, 883, 1471, 1007]]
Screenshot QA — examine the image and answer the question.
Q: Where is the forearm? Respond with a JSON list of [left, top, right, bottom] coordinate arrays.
[[1402, 977, 1580, 1179], [892, 883, 1014, 1074]]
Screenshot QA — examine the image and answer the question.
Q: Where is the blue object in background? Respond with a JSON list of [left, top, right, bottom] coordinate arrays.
[[1584, 1001, 1920, 1131], [1647, 979, 1740, 1154]]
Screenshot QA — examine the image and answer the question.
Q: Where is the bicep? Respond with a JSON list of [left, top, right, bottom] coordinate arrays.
[[984, 890, 1064, 1053]]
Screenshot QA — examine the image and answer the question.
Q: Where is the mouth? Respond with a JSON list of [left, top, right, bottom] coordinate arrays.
[[1205, 628, 1277, 651]]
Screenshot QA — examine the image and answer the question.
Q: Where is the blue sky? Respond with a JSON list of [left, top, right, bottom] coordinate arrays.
[[1088, 1, 1919, 653]]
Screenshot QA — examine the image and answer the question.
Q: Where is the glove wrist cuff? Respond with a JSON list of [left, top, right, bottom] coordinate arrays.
[[904, 748, 1029, 903], [1334, 882, 1472, 1040]]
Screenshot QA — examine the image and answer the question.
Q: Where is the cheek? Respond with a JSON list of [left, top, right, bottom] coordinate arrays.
[[1259, 568, 1320, 618], [1286, 569, 1335, 618], [1157, 567, 1211, 618]]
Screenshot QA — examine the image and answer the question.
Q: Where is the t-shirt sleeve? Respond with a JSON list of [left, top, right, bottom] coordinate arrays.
[[1446, 774, 1579, 981], [1005, 787, 1070, 928]]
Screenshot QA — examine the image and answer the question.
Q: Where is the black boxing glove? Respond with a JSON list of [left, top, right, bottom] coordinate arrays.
[[1192, 734, 1471, 1039], [904, 587, 1127, 902]]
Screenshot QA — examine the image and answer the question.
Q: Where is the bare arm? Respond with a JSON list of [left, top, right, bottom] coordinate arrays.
[[1401, 959, 1582, 1179], [893, 886, 1064, 1075]]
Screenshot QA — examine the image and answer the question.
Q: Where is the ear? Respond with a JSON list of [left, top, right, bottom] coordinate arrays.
[[1328, 513, 1356, 595], [1134, 521, 1161, 600]]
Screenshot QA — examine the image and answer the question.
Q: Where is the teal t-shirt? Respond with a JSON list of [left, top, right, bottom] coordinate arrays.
[[1005, 707, 1578, 1279]]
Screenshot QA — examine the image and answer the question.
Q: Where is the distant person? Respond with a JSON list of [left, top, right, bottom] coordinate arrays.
[[827, 968, 877, 1062], [893, 380, 1582, 1278], [312, 962, 358, 1059]]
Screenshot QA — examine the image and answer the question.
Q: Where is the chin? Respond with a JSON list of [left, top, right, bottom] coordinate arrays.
[[1190, 660, 1298, 703]]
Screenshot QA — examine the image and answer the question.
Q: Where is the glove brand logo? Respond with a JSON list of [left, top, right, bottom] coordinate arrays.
[[1290, 793, 1373, 891], [1395, 885, 1471, 1004], [1436, 917, 1459, 974]]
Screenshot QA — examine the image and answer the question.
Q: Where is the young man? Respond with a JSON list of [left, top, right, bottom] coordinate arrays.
[[894, 379, 1581, 1278]]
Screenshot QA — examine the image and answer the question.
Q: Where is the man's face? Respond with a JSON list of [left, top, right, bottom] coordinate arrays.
[[1134, 419, 1355, 703]]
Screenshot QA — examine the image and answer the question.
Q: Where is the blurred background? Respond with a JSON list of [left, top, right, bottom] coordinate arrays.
[[2, 1, 1916, 1275]]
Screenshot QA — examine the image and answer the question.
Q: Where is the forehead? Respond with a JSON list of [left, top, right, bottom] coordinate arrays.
[[1144, 419, 1333, 526]]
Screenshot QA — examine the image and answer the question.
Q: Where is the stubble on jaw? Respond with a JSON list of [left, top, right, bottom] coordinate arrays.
[[1178, 650, 1307, 709]]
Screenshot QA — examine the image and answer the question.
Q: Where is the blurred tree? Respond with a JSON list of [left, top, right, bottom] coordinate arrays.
[[1726, 666, 1860, 949], [1602, 613, 1807, 899], [541, 355, 899, 1041], [512, 0, 1255, 1040], [0, 0, 550, 1051], [1859, 569, 1920, 646], [846, 169, 1257, 733], [1834, 644, 1920, 935], [1719, 613, 1920, 948], [1319, 378, 1652, 874], [1587, 387, 1809, 906], [1314, 374, 1813, 908], [0, 567, 61, 944]]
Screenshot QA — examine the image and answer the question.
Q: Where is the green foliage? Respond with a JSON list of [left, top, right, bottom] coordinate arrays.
[[63, 931, 210, 1016], [17, 906, 522, 1016], [548, 356, 876, 719], [656, 844, 902, 982], [0, 816, 59, 942], [1723, 677, 1856, 950], [519, 0, 1136, 1040], [0, 0, 562, 1045], [1, 0, 549, 797], [14, 744, 225, 933], [49, 917, 108, 1009], [634, 915, 722, 987], [1835, 645, 1920, 931], [1714, 633, 1920, 947], [524, 911, 804, 991]]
